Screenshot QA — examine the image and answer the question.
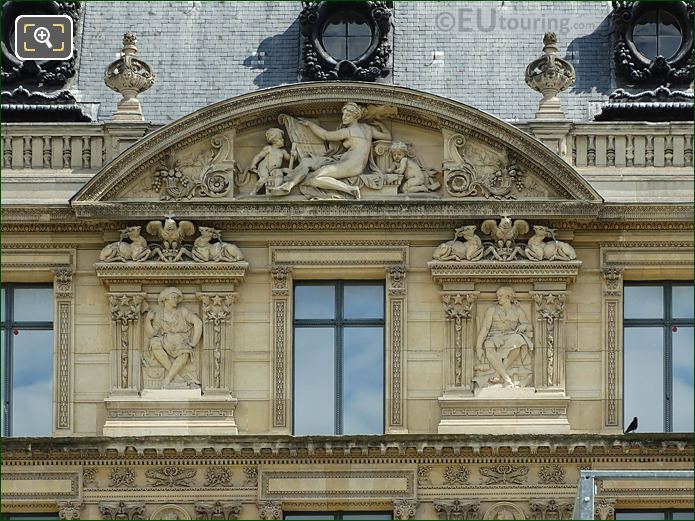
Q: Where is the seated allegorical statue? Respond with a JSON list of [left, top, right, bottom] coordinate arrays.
[[144, 287, 203, 388], [475, 286, 534, 388]]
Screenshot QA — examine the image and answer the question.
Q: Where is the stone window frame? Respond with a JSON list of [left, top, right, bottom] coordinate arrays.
[[599, 241, 693, 430], [622, 280, 693, 433], [0, 248, 76, 434], [292, 280, 386, 435], [269, 242, 408, 434]]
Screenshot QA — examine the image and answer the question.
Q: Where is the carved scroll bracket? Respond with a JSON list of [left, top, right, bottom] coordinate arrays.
[[441, 292, 479, 392], [108, 293, 146, 394], [387, 265, 408, 433], [530, 291, 567, 392], [197, 292, 237, 393], [271, 266, 292, 432]]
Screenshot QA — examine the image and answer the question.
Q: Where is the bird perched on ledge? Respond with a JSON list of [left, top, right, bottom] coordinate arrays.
[[624, 416, 638, 434]]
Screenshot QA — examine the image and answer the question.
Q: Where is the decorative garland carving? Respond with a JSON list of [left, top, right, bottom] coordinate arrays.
[[387, 265, 406, 429], [479, 464, 529, 485], [244, 465, 259, 488], [417, 465, 432, 487], [53, 266, 74, 430], [538, 464, 566, 484], [144, 466, 196, 487], [442, 293, 475, 387], [108, 467, 136, 488], [203, 466, 232, 488], [602, 267, 623, 427], [271, 265, 291, 429]]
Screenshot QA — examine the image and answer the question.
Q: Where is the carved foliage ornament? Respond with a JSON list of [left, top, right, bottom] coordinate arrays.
[[195, 500, 241, 520], [300, 1, 392, 81], [152, 135, 235, 201], [434, 499, 480, 521], [204, 466, 232, 487], [393, 499, 418, 520], [529, 499, 573, 520], [99, 501, 145, 520], [258, 501, 282, 520], [98, 219, 244, 264], [612, 1, 693, 86], [145, 466, 197, 487], [433, 218, 576, 263], [109, 467, 136, 488], [443, 133, 525, 200], [479, 464, 529, 485], [57, 501, 82, 520], [1, 1, 81, 87]]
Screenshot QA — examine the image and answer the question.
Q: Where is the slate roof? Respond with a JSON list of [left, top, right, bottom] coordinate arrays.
[[71, 1, 615, 123]]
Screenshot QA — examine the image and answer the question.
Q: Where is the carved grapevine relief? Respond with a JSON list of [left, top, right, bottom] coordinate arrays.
[[204, 466, 232, 487], [200, 294, 234, 389], [538, 464, 566, 484], [110, 294, 145, 389], [533, 294, 566, 387], [109, 467, 136, 488], [417, 465, 432, 486], [145, 466, 197, 487], [243, 466, 259, 487], [83, 467, 97, 486], [479, 464, 529, 485], [443, 464, 470, 486]]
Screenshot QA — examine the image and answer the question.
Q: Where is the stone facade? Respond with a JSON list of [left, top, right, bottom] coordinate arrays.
[[1, 3, 693, 519]]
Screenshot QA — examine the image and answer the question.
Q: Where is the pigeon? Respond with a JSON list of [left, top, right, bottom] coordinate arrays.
[[624, 416, 638, 434]]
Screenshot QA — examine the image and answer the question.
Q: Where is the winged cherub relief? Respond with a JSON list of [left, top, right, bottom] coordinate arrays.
[[266, 102, 395, 199]]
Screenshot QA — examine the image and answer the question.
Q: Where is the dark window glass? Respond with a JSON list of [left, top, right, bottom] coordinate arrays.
[[623, 283, 694, 433], [617, 511, 694, 520], [293, 282, 384, 435], [1, 284, 54, 437], [633, 9, 683, 59], [284, 513, 391, 520], [321, 11, 372, 61]]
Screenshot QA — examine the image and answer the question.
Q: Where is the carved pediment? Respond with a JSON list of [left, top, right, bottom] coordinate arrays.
[[71, 82, 601, 219]]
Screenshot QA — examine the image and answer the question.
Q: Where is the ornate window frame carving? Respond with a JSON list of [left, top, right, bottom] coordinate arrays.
[[300, 1, 392, 81], [269, 242, 408, 433], [0, 248, 76, 433], [612, 1, 693, 87], [599, 241, 694, 430]]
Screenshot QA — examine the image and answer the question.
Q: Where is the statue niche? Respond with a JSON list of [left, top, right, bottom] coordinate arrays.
[[143, 287, 203, 389], [474, 287, 534, 389]]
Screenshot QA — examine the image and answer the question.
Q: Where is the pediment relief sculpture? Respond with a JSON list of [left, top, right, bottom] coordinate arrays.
[[98, 219, 244, 264], [433, 218, 576, 263], [72, 83, 602, 214]]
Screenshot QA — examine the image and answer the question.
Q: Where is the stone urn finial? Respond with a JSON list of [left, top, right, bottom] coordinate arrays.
[[104, 32, 155, 121], [525, 32, 575, 120]]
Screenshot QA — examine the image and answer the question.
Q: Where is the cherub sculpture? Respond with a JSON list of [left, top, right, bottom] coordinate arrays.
[[387, 141, 440, 194], [98, 226, 151, 262], [190, 226, 244, 263], [525, 225, 577, 261], [432, 225, 484, 261], [146, 218, 195, 250], [247, 128, 294, 195]]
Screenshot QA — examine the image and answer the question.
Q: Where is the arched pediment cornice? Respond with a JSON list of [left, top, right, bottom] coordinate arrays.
[[71, 82, 602, 220]]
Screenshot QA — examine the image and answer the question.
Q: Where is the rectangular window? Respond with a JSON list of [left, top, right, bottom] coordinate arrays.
[[293, 281, 384, 435], [616, 510, 694, 520], [1, 284, 54, 437], [624, 282, 694, 433]]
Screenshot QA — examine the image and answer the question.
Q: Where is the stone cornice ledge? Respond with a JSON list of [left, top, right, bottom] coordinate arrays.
[[1, 434, 691, 460]]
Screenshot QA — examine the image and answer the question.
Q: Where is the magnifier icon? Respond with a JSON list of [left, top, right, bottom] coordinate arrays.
[[33, 26, 52, 49]]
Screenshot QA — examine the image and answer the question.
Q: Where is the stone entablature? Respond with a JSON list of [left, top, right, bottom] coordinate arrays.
[[1, 435, 691, 520]]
